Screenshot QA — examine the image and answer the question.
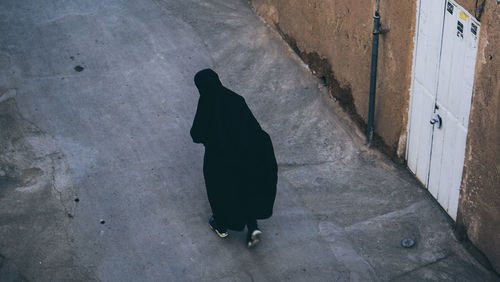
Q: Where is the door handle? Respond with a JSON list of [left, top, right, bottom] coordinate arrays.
[[430, 114, 442, 129]]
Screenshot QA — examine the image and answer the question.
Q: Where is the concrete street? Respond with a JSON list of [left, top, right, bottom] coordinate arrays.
[[0, 0, 498, 281]]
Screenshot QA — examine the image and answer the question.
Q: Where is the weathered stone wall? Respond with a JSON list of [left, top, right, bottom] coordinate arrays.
[[456, 0, 500, 273], [249, 0, 499, 273], [250, 0, 416, 159]]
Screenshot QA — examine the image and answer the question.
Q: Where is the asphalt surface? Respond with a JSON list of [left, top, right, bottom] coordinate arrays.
[[0, 0, 498, 281]]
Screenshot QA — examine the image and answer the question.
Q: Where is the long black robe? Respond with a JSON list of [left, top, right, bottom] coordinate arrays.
[[190, 69, 277, 231]]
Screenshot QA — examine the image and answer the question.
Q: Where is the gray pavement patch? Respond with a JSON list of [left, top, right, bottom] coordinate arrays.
[[392, 254, 498, 281], [341, 200, 493, 280], [319, 220, 377, 281], [0, 89, 16, 104], [0, 100, 93, 281]]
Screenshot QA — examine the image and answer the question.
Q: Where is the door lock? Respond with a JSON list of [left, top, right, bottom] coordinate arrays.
[[430, 114, 442, 129]]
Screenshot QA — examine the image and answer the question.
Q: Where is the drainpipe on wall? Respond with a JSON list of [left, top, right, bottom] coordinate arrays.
[[366, 0, 381, 145]]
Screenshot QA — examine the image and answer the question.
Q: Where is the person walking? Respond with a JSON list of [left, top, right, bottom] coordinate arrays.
[[190, 69, 278, 248]]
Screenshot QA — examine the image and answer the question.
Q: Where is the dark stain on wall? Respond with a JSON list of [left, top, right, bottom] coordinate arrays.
[[275, 27, 360, 123], [274, 25, 401, 161]]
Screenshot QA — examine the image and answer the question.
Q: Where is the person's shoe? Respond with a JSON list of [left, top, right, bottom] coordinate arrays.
[[247, 229, 262, 248], [209, 216, 228, 238]]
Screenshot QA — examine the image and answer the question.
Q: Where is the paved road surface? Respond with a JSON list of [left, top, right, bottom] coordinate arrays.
[[0, 0, 498, 281]]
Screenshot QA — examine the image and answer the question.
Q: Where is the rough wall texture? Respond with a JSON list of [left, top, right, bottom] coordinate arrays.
[[456, 0, 500, 273], [249, 0, 416, 160], [249, 0, 499, 274]]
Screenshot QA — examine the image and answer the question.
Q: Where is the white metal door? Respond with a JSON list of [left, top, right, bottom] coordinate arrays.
[[407, 0, 446, 182], [407, 0, 480, 220]]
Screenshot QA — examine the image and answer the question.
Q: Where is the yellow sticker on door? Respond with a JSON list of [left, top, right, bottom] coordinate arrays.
[[459, 11, 468, 21]]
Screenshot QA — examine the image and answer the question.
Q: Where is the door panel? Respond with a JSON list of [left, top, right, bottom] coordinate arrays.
[[413, 0, 446, 91], [428, 1, 479, 219], [407, 0, 480, 220], [407, 81, 435, 183], [407, 0, 446, 183]]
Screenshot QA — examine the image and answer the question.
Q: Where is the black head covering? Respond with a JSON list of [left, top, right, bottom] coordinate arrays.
[[191, 68, 258, 149], [194, 69, 223, 96], [190, 69, 224, 144]]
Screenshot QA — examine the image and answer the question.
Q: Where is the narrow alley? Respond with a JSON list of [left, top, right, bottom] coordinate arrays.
[[0, 0, 498, 281]]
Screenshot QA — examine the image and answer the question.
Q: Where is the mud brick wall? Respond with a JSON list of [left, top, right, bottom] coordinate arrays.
[[249, 0, 416, 160], [456, 0, 500, 274]]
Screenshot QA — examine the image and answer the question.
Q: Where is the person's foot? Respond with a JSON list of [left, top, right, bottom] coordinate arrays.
[[247, 229, 262, 248], [209, 216, 228, 238]]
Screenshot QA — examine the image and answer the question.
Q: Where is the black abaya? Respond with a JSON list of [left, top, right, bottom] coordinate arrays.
[[190, 69, 278, 231]]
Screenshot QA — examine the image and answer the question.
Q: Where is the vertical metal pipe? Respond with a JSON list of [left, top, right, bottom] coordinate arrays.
[[367, 2, 381, 145]]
